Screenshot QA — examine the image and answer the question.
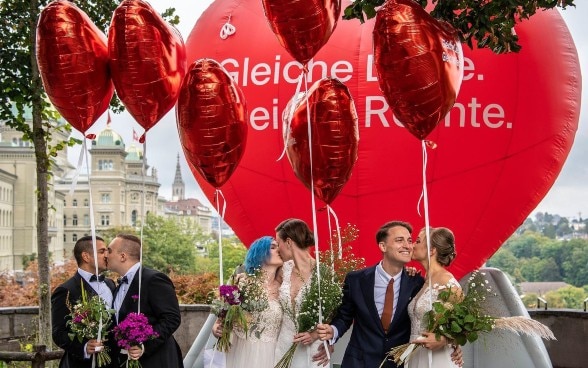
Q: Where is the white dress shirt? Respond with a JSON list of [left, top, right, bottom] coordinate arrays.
[[374, 262, 403, 320], [78, 268, 113, 307], [113, 262, 141, 322]]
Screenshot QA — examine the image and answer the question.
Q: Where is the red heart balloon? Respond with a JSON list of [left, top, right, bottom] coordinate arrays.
[[186, 0, 581, 279], [36, 0, 113, 134], [285, 77, 359, 205], [261, 0, 341, 65], [176, 59, 248, 188], [373, 0, 464, 140], [108, 0, 187, 133]]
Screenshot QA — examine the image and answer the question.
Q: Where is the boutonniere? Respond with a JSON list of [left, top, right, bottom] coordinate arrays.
[[131, 294, 139, 302]]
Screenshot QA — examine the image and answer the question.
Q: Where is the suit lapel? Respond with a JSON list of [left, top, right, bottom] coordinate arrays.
[[390, 269, 411, 329], [360, 266, 385, 334], [119, 270, 141, 322]]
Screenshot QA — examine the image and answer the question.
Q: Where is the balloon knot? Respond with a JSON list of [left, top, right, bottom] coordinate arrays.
[[85, 133, 96, 140], [424, 140, 438, 149]]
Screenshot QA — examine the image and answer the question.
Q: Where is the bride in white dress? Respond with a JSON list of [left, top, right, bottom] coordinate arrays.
[[273, 218, 324, 368], [213, 236, 284, 368], [406, 227, 462, 368]]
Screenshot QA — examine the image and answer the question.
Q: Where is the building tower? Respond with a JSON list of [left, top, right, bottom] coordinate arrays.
[[172, 153, 185, 201]]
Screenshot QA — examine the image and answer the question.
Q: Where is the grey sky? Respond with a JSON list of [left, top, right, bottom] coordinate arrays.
[[68, 1, 587, 220]]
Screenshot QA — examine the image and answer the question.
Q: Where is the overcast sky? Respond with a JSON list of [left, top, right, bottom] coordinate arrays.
[[69, 0, 587, 220]]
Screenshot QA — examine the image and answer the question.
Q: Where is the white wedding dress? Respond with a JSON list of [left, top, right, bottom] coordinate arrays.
[[406, 278, 461, 368], [225, 294, 283, 368], [274, 260, 322, 368]]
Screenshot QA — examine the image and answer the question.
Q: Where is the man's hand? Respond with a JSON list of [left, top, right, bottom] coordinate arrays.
[[316, 323, 334, 341], [85, 339, 104, 355], [128, 345, 143, 360], [312, 342, 334, 367]]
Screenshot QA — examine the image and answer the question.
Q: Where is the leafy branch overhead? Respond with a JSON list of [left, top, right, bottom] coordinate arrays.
[[344, 0, 576, 53]]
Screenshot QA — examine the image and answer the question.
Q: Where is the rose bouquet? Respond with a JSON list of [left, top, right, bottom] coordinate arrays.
[[210, 268, 269, 352], [112, 312, 159, 368], [66, 281, 114, 367], [384, 270, 556, 366], [275, 264, 343, 368]]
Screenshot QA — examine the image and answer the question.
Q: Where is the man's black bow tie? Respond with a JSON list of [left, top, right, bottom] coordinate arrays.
[[117, 275, 128, 285], [89, 274, 106, 282]]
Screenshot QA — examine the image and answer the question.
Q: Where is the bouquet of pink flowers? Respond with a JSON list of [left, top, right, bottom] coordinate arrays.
[[210, 270, 269, 352], [66, 281, 114, 367], [113, 312, 159, 368]]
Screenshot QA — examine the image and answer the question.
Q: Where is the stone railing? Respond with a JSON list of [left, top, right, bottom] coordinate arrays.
[[2, 306, 587, 368]]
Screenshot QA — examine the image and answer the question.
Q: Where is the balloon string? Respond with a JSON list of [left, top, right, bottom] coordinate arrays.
[[327, 206, 334, 274], [277, 69, 304, 161], [215, 189, 227, 285], [327, 205, 342, 260], [420, 140, 433, 368], [303, 70, 330, 361], [137, 136, 148, 314], [69, 136, 87, 199]]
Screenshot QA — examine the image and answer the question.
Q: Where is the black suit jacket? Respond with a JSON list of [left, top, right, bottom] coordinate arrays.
[[51, 272, 116, 368], [113, 267, 183, 368], [330, 266, 424, 368]]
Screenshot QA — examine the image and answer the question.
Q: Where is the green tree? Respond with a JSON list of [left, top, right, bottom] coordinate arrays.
[[486, 248, 518, 275], [560, 238, 588, 286], [206, 236, 248, 283], [0, 0, 177, 346], [545, 286, 587, 309], [141, 214, 201, 274]]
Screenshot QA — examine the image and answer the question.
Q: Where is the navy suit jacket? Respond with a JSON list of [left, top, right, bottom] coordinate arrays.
[[330, 266, 424, 368], [51, 272, 116, 368], [113, 267, 183, 368]]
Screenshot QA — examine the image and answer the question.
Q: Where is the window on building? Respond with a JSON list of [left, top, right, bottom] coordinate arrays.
[[84, 214, 89, 226], [63, 215, 66, 226], [73, 199, 77, 207], [63, 233, 66, 242], [72, 233, 78, 242], [83, 198, 89, 206], [131, 210, 137, 227], [72, 215, 78, 226], [101, 193, 111, 203], [101, 215, 110, 226], [98, 160, 103, 170]]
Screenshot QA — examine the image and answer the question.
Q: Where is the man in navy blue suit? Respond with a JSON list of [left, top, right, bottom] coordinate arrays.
[[317, 220, 459, 368]]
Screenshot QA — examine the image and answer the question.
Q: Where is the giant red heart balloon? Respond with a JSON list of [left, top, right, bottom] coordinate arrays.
[[108, 0, 187, 133], [373, 0, 464, 140], [285, 77, 359, 205], [36, 0, 113, 134], [186, 0, 581, 278], [261, 0, 341, 65], [176, 59, 248, 188]]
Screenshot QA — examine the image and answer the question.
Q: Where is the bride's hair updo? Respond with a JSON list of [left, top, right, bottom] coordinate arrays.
[[275, 218, 315, 250], [429, 227, 457, 267]]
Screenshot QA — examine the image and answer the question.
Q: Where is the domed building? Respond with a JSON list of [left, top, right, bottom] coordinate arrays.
[[56, 123, 161, 254]]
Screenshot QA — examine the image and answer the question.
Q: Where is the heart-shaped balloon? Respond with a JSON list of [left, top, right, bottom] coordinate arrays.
[[176, 59, 248, 188], [186, 0, 580, 279], [36, 0, 113, 134], [261, 0, 342, 65], [373, 0, 464, 140], [108, 0, 187, 133], [285, 78, 359, 205]]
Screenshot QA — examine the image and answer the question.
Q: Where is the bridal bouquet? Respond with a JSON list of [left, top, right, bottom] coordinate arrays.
[[275, 264, 343, 368], [66, 281, 114, 367], [210, 268, 269, 352], [113, 312, 159, 368], [384, 270, 556, 366]]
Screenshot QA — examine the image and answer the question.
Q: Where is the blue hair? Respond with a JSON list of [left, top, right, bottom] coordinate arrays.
[[244, 236, 273, 274]]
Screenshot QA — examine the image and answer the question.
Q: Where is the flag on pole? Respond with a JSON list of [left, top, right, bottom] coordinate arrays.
[[133, 129, 139, 142], [106, 110, 112, 126]]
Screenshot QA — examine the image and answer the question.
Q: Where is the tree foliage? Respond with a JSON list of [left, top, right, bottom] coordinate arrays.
[[343, 0, 576, 53]]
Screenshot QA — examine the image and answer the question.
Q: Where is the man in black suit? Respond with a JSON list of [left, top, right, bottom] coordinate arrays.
[[317, 221, 458, 368], [51, 235, 115, 368], [107, 234, 183, 368]]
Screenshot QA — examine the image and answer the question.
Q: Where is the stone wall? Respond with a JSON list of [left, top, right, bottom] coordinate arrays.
[[1, 306, 586, 368]]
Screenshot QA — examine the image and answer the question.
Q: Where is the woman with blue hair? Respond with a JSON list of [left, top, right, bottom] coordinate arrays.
[[213, 236, 284, 367]]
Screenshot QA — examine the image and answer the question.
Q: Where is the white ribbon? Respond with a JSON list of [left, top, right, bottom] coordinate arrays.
[[215, 189, 227, 285]]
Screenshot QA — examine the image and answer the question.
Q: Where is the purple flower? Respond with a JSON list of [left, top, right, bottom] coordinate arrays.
[[113, 312, 159, 350], [131, 294, 139, 302], [219, 284, 241, 305]]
